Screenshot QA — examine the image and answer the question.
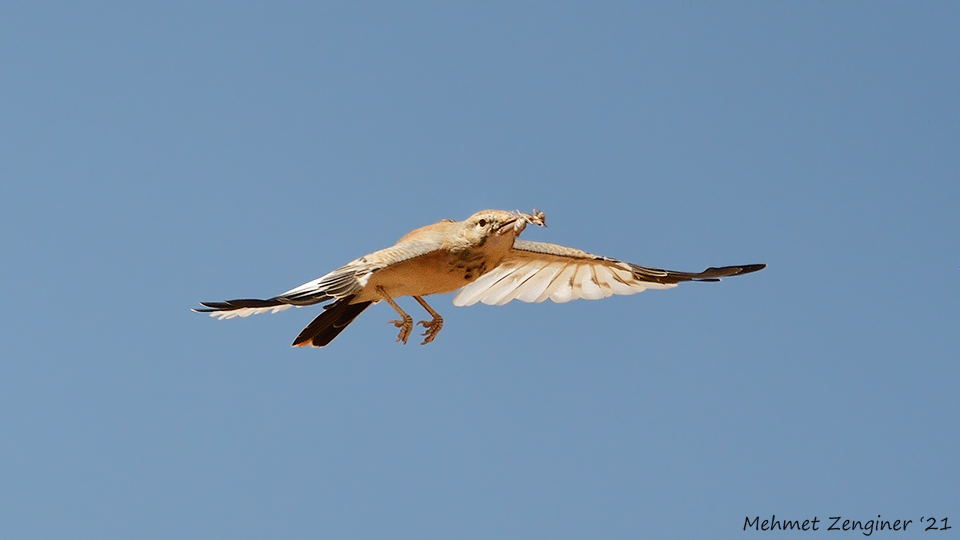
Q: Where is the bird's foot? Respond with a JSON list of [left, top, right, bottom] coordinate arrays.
[[390, 315, 413, 344], [417, 316, 444, 345]]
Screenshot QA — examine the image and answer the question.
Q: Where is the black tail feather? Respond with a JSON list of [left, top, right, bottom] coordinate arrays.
[[292, 297, 372, 348]]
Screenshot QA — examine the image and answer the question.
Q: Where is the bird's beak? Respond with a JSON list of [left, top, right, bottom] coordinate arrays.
[[496, 216, 522, 235], [497, 210, 547, 236]]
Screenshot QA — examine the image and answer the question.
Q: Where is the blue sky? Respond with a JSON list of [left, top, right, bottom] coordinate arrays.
[[2, 2, 957, 538]]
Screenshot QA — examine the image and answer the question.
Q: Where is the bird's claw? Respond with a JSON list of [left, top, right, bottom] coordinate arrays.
[[389, 317, 413, 344], [417, 318, 443, 345]]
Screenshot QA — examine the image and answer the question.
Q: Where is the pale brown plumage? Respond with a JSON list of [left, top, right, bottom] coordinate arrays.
[[194, 209, 764, 347]]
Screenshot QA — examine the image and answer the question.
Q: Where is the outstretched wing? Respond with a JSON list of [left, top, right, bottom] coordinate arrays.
[[194, 239, 444, 319], [452, 239, 765, 307]]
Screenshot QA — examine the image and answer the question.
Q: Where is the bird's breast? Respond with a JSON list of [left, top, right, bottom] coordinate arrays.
[[361, 247, 507, 300]]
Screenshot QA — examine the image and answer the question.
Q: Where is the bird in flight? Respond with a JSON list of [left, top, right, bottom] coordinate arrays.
[[194, 209, 765, 347]]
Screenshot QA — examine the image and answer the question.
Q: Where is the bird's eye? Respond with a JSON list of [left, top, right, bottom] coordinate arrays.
[[478, 219, 487, 227]]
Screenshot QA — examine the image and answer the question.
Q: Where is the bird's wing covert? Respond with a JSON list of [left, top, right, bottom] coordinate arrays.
[[279, 239, 444, 302]]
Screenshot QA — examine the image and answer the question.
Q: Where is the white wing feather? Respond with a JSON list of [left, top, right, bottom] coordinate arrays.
[[514, 263, 566, 303], [452, 241, 678, 307], [209, 304, 294, 320]]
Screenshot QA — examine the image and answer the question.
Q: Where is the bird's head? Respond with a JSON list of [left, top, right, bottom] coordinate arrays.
[[460, 209, 546, 246]]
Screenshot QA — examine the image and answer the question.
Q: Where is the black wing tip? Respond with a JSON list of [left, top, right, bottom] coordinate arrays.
[[193, 301, 234, 312], [735, 263, 766, 275], [277, 294, 333, 306], [192, 298, 288, 313], [693, 263, 766, 282]]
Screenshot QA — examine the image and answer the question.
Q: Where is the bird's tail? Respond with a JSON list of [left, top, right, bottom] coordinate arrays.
[[291, 296, 372, 348]]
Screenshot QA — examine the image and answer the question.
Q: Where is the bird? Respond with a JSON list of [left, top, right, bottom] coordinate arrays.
[[194, 209, 765, 347]]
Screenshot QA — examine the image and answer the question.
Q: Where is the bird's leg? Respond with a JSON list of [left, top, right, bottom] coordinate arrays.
[[413, 296, 443, 345], [377, 286, 413, 344]]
